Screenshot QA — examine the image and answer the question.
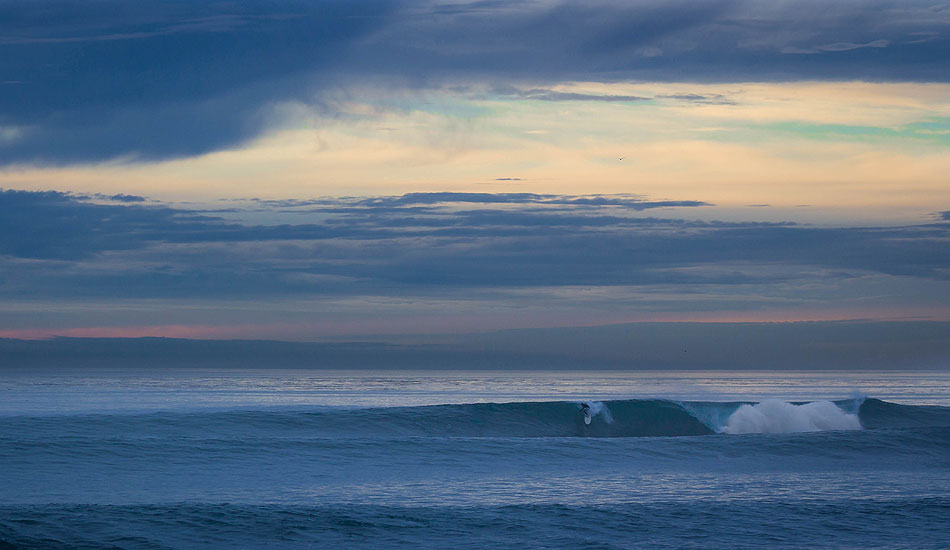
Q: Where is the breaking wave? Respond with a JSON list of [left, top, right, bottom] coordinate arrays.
[[719, 399, 862, 434]]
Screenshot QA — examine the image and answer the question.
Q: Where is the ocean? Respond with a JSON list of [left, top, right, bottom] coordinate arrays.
[[0, 369, 947, 549]]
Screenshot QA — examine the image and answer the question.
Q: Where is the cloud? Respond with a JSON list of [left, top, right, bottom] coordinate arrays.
[[1, 0, 949, 164], [355, 192, 711, 210], [508, 88, 649, 102], [782, 39, 891, 55], [658, 93, 735, 105], [0, 0, 396, 164], [0, 189, 712, 264], [357, 1, 950, 83], [1, 189, 949, 309], [0, 189, 196, 259], [1, 188, 949, 336], [97, 193, 147, 202]]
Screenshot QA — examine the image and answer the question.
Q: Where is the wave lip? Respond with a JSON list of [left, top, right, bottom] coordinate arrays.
[[719, 399, 862, 434]]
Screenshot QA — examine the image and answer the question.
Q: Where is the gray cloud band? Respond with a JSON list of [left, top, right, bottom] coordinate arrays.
[[1, 189, 947, 302]]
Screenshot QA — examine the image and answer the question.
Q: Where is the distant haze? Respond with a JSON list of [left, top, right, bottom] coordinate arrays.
[[3, 321, 947, 371]]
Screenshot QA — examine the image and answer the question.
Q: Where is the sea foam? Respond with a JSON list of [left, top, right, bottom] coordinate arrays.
[[722, 399, 862, 434]]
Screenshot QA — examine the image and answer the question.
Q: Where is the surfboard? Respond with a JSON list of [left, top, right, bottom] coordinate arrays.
[[584, 412, 591, 425]]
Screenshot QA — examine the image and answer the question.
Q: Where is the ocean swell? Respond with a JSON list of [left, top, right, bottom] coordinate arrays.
[[4, 398, 946, 441]]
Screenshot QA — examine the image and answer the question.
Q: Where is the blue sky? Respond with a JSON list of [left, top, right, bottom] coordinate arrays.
[[1, 1, 949, 350]]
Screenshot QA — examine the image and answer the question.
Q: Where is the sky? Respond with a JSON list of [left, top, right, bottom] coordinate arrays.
[[1, 0, 949, 361]]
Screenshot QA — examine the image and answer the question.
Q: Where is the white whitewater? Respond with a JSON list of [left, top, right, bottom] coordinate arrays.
[[722, 399, 862, 434]]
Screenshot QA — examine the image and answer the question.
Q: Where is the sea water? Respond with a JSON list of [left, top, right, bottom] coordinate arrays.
[[0, 370, 948, 549]]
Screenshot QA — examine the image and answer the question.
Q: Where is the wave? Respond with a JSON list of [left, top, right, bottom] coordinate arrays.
[[718, 399, 862, 434], [3, 398, 947, 440]]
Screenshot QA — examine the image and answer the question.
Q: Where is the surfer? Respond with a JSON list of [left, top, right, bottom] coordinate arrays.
[[580, 402, 591, 425]]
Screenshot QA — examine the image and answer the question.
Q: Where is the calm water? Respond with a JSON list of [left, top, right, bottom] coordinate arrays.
[[1, 369, 948, 549]]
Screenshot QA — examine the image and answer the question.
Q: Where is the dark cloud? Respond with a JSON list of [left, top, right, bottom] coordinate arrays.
[[0, 0, 396, 164], [0, 188, 712, 264], [0, 189, 197, 259], [1, 0, 948, 164], [362, 1, 950, 82], [98, 193, 147, 202], [1, 189, 948, 302]]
